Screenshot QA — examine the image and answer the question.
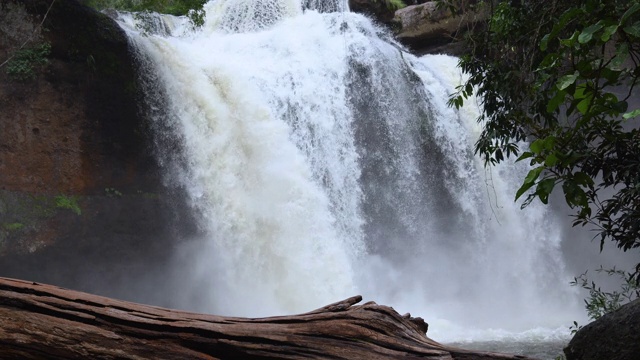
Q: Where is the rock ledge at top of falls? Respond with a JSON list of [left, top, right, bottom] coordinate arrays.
[[392, 1, 489, 54], [348, 0, 489, 55], [564, 298, 640, 360]]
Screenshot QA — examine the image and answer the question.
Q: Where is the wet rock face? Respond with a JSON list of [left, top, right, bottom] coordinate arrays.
[[564, 299, 640, 360], [0, 0, 199, 306], [1, 0, 153, 194]]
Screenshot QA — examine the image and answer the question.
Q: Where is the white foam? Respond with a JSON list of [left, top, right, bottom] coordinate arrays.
[[118, 0, 586, 341]]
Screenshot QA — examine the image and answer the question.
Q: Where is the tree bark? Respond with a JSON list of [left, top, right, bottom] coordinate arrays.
[[0, 277, 532, 359]]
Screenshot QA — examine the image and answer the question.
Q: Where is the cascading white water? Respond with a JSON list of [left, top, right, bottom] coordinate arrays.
[[116, 0, 586, 349]]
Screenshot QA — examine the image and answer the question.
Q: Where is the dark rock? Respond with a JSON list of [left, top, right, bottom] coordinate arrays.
[[1, 0, 149, 194], [349, 0, 399, 24], [564, 298, 640, 360], [0, 0, 199, 306]]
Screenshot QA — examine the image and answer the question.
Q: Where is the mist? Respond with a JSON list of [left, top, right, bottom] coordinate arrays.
[[108, 2, 602, 345]]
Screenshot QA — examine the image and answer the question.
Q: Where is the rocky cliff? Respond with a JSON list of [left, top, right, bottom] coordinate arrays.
[[0, 0, 197, 305]]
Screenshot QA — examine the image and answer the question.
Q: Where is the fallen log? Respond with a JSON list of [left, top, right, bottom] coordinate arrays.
[[0, 277, 532, 359]]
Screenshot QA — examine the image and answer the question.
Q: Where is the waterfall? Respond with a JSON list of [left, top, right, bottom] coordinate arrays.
[[116, 0, 584, 343]]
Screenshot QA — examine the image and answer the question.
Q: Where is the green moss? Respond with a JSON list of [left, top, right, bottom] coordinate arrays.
[[54, 195, 82, 215], [381, 0, 406, 10], [2, 223, 24, 231], [82, 0, 206, 16], [0, 192, 50, 238], [6, 42, 51, 81], [105, 187, 123, 197], [29, 195, 57, 218]]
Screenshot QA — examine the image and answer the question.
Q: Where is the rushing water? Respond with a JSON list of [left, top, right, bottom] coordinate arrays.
[[115, 1, 587, 357]]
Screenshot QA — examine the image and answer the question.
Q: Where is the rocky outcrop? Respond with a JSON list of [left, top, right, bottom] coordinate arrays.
[[346, 1, 487, 54], [564, 298, 640, 360], [0, 0, 197, 304], [393, 1, 488, 54], [349, 0, 401, 25]]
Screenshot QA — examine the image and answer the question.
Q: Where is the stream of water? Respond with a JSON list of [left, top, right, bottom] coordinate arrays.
[[115, 1, 587, 357]]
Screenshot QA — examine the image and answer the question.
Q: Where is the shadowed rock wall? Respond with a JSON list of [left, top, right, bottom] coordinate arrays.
[[0, 0, 198, 306]]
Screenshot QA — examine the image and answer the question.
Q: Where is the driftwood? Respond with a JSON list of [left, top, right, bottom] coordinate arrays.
[[0, 277, 532, 359]]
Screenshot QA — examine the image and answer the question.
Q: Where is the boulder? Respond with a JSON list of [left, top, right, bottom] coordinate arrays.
[[393, 1, 488, 53], [564, 298, 640, 360]]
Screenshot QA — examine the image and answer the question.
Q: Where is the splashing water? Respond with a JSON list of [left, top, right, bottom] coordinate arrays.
[[115, 0, 585, 348]]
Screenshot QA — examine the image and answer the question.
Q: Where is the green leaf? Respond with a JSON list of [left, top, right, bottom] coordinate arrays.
[[611, 100, 628, 114], [545, 153, 559, 167], [543, 136, 556, 150], [465, 83, 473, 96], [516, 151, 534, 162], [611, 43, 630, 69], [560, 31, 580, 48], [530, 139, 545, 154], [621, 3, 640, 25], [563, 180, 588, 208], [577, 97, 592, 115], [574, 172, 595, 187], [623, 23, 640, 38], [547, 89, 566, 113], [574, 84, 587, 99], [601, 25, 618, 42], [548, 8, 583, 44], [540, 34, 550, 51], [601, 67, 622, 84], [579, 24, 603, 44], [623, 109, 640, 119], [557, 72, 578, 90], [537, 178, 556, 204], [524, 166, 544, 185], [516, 180, 536, 201]]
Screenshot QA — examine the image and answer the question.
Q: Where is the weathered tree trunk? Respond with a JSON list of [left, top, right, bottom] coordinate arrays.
[[0, 277, 532, 359]]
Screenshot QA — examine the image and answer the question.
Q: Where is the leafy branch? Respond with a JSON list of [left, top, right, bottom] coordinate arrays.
[[569, 267, 639, 332], [447, 0, 640, 281]]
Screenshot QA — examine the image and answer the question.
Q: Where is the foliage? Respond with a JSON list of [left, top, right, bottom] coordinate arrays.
[[5, 42, 51, 80], [2, 223, 25, 231], [186, 7, 206, 29], [446, 0, 640, 279], [104, 187, 123, 197], [381, 0, 407, 11], [83, 0, 203, 15], [435, 0, 488, 15], [82, 0, 206, 28], [54, 195, 82, 216], [571, 267, 640, 320]]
